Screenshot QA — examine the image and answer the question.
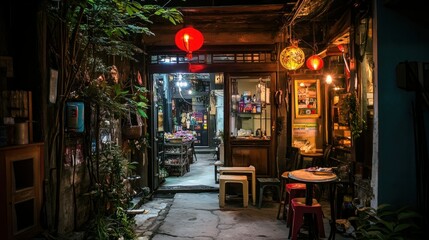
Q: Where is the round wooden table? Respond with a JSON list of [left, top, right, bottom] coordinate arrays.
[[288, 168, 337, 205]]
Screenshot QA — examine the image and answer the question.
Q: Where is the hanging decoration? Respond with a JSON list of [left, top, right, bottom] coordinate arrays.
[[279, 45, 305, 70], [175, 26, 204, 60], [306, 23, 324, 71], [279, 24, 305, 70], [306, 54, 324, 71]]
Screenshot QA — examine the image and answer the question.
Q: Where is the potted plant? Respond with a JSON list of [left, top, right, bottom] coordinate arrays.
[[349, 203, 423, 240]]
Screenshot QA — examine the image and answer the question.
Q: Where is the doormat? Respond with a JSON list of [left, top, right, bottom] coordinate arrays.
[[156, 185, 219, 193]]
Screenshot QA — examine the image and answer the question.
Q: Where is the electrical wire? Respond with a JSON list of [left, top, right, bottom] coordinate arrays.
[[178, 86, 193, 105]]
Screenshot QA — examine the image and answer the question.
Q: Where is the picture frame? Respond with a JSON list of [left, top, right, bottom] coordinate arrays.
[[294, 79, 321, 118]]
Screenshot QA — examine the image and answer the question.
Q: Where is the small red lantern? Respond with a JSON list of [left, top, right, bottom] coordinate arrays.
[[306, 55, 324, 71], [175, 26, 204, 60]]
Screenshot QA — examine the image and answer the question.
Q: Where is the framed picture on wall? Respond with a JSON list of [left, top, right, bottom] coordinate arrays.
[[294, 79, 321, 118]]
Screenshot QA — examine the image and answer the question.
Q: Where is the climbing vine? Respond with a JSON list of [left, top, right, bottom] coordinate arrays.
[[341, 92, 367, 139]]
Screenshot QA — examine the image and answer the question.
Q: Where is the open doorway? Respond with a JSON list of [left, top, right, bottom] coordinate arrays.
[[151, 73, 224, 189]]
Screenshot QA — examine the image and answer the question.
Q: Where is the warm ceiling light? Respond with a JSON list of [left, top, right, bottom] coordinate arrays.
[[325, 74, 333, 84], [279, 46, 305, 70], [306, 55, 324, 71], [175, 26, 204, 60]]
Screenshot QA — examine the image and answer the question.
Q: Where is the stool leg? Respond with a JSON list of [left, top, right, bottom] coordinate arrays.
[[258, 185, 265, 208], [287, 194, 293, 227], [243, 181, 249, 207], [219, 180, 225, 207], [214, 165, 218, 183], [290, 210, 303, 240], [277, 181, 286, 220], [316, 209, 326, 238]]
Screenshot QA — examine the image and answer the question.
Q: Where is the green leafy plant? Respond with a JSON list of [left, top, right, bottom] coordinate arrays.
[[86, 143, 138, 239], [341, 92, 367, 139], [349, 204, 423, 240], [44, 0, 183, 237]]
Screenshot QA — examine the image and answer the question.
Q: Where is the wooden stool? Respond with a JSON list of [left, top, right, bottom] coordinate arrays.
[[219, 175, 248, 208], [256, 177, 281, 208], [214, 160, 224, 183], [289, 197, 325, 240]]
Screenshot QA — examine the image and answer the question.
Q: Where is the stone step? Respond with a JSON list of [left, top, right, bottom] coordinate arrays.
[[194, 146, 216, 154]]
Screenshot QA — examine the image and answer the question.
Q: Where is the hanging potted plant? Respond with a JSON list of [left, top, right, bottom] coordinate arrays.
[[122, 84, 149, 140]]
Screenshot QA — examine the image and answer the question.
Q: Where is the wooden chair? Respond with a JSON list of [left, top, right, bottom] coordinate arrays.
[[311, 144, 333, 167]]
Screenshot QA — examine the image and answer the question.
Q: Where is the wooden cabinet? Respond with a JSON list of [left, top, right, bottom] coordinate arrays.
[[0, 143, 44, 240], [230, 139, 271, 176]]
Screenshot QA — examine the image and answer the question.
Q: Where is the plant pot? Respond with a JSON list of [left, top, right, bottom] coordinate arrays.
[[122, 125, 142, 139]]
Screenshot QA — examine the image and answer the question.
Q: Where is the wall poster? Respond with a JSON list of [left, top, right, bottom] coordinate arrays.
[[294, 79, 321, 118]]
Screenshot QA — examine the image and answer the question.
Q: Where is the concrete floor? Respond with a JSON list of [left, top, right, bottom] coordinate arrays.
[[160, 150, 219, 189], [134, 151, 354, 239]]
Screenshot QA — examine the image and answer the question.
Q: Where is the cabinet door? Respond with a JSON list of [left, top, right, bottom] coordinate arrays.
[[1, 145, 42, 239], [231, 146, 269, 175]]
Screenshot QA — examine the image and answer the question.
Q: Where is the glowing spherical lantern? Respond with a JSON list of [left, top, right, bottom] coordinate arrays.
[[175, 26, 204, 60], [306, 55, 324, 71], [279, 46, 305, 70]]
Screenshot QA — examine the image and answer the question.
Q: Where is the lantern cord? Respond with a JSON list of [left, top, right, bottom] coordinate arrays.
[[312, 22, 318, 53], [178, 86, 192, 105]]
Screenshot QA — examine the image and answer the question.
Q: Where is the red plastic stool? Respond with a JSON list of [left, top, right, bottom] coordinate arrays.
[[277, 172, 307, 220], [289, 197, 325, 240], [285, 183, 306, 226]]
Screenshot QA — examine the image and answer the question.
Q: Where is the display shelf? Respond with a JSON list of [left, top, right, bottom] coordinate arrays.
[[164, 142, 191, 176]]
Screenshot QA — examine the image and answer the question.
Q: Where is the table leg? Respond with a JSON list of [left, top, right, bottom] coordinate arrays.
[[305, 183, 317, 239], [328, 182, 337, 240]]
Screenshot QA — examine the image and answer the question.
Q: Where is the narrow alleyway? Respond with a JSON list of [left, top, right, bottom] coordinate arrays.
[[132, 152, 355, 240]]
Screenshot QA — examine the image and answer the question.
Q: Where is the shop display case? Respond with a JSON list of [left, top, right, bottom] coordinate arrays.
[[229, 78, 271, 139], [225, 74, 276, 177]]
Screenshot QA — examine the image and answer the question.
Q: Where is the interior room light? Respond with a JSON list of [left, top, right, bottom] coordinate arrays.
[[325, 74, 333, 84], [176, 81, 188, 87], [188, 89, 193, 94]]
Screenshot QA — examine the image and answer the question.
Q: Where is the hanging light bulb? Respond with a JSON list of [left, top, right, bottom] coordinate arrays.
[[325, 74, 333, 84]]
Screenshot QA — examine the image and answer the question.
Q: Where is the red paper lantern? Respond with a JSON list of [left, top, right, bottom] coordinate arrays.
[[175, 26, 204, 60], [306, 55, 324, 71]]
